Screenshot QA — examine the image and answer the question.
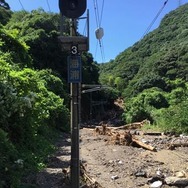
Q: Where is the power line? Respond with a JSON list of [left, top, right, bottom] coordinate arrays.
[[141, 0, 169, 39], [94, 40, 99, 59], [93, 0, 106, 63], [99, 39, 105, 63], [46, 0, 51, 12], [82, 19, 87, 36], [18, 0, 25, 10], [93, 0, 104, 28], [93, 0, 100, 28], [99, 0, 104, 27]]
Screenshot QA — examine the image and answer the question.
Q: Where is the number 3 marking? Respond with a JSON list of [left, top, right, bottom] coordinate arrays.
[[71, 45, 78, 55]]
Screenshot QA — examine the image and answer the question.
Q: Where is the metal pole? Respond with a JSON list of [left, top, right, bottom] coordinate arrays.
[[90, 92, 92, 124], [87, 9, 90, 51], [70, 19, 80, 188], [60, 15, 65, 35], [78, 82, 82, 125]]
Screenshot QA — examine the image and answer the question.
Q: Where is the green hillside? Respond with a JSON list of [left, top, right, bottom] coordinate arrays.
[[0, 9, 98, 187], [0, 3, 188, 187], [99, 4, 188, 132]]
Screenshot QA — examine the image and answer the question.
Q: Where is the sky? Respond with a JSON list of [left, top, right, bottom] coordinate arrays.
[[6, 0, 188, 63]]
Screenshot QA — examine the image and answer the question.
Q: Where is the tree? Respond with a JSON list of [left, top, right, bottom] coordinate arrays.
[[0, 6, 11, 25], [0, 0, 10, 10]]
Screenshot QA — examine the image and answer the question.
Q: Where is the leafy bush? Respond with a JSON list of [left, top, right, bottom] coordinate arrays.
[[0, 59, 69, 186], [0, 128, 20, 187], [154, 99, 188, 133], [0, 7, 12, 25], [144, 88, 169, 109], [123, 93, 152, 123], [123, 88, 169, 123], [132, 74, 167, 95], [123, 84, 188, 134], [0, 27, 32, 67]]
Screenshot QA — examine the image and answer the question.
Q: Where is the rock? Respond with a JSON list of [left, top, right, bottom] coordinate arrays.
[[150, 180, 163, 188], [165, 176, 188, 186], [175, 170, 186, 178], [111, 175, 119, 180], [156, 170, 162, 176], [118, 160, 123, 164], [147, 176, 164, 184], [134, 170, 147, 178]]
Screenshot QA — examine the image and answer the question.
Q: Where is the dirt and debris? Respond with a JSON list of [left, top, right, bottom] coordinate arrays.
[[25, 121, 188, 188], [79, 125, 188, 188]]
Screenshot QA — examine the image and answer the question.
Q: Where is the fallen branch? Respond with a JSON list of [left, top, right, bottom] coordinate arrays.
[[132, 138, 157, 152], [93, 124, 156, 151], [80, 162, 104, 188], [112, 119, 150, 130], [108, 130, 156, 151]]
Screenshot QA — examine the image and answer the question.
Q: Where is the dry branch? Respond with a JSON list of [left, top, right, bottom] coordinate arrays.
[[92, 123, 156, 151], [132, 138, 157, 152], [80, 162, 104, 188], [112, 119, 151, 130]]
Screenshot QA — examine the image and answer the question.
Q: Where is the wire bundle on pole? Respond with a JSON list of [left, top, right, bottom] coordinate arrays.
[[93, 0, 105, 63]]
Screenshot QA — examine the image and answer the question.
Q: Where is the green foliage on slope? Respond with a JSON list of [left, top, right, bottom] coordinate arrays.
[[5, 9, 67, 74], [0, 7, 100, 186], [99, 4, 188, 133], [5, 9, 99, 84], [0, 16, 70, 187], [0, 6, 11, 25], [0, 26, 32, 67]]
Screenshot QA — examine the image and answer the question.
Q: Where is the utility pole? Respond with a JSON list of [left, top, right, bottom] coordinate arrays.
[[58, 1, 88, 187], [70, 18, 80, 188]]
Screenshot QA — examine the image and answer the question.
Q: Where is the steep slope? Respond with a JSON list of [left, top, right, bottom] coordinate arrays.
[[99, 3, 188, 97], [99, 4, 188, 132]]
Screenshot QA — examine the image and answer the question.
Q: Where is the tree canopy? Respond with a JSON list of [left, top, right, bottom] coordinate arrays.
[[0, 0, 10, 10]]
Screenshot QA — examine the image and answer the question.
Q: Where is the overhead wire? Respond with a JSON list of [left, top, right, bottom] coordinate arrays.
[[94, 40, 99, 59], [99, 0, 104, 27], [98, 0, 105, 62], [99, 39, 105, 63], [93, 0, 106, 62], [82, 19, 87, 36], [93, 0, 100, 28], [19, 0, 51, 12], [46, 0, 51, 12], [18, 0, 25, 10], [141, 0, 169, 39]]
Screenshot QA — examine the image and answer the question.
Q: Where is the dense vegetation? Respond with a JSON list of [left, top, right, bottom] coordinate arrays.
[[0, 9, 99, 187], [99, 4, 188, 133], [1, 2, 188, 187]]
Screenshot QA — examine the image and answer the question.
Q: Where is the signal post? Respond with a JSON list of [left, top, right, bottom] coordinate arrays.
[[58, 1, 88, 187]]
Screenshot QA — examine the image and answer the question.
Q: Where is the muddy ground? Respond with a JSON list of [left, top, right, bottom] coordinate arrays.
[[31, 125, 188, 188]]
